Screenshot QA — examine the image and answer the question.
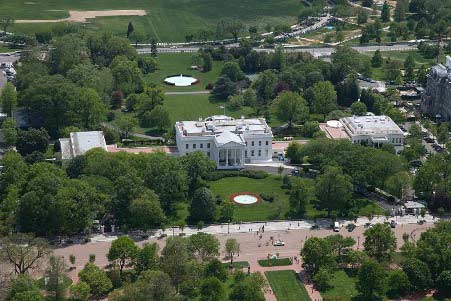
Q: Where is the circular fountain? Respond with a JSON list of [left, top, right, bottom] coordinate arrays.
[[163, 74, 199, 87], [230, 192, 262, 205]]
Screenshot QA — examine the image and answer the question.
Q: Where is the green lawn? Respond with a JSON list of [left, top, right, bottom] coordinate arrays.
[[265, 270, 311, 301], [258, 258, 292, 267], [4, 0, 308, 42], [145, 53, 224, 92], [222, 261, 250, 269], [321, 270, 358, 301], [207, 176, 290, 222]]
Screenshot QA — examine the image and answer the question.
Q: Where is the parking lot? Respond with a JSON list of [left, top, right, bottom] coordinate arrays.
[[0, 52, 20, 88]]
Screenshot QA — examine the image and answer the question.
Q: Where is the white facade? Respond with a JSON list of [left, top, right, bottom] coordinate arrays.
[[175, 115, 273, 169], [339, 115, 404, 149]]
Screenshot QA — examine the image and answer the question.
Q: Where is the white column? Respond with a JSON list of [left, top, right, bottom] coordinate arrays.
[[226, 149, 229, 167]]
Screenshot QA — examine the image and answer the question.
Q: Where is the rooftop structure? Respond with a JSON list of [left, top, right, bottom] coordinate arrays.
[[421, 56, 451, 120], [175, 115, 273, 169], [339, 115, 404, 150], [319, 120, 350, 140], [59, 131, 107, 161]]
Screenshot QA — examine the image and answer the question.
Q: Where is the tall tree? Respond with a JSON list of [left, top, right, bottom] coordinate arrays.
[[371, 50, 383, 67], [188, 232, 220, 262], [126, 22, 134, 38], [363, 223, 396, 261], [78, 263, 112, 298], [357, 260, 387, 300], [381, 1, 390, 22], [301, 237, 336, 274], [200, 277, 226, 301], [225, 238, 240, 265], [273, 91, 309, 127], [190, 187, 217, 223], [107, 236, 139, 273], [404, 53, 416, 81], [0, 82, 17, 117], [315, 166, 352, 216], [310, 81, 337, 120], [45, 256, 70, 301]]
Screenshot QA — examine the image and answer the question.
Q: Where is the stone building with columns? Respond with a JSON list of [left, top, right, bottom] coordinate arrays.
[[175, 115, 273, 169]]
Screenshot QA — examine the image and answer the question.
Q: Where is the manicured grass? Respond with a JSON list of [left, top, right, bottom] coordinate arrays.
[[265, 270, 311, 301], [162, 94, 254, 126], [4, 0, 308, 42], [355, 198, 385, 216], [222, 261, 250, 269], [145, 53, 224, 92], [321, 270, 358, 301], [207, 176, 290, 222], [258, 258, 292, 267], [0, 45, 19, 53]]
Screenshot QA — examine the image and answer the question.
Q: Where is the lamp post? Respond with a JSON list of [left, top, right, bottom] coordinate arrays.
[[357, 236, 360, 249], [219, 105, 225, 115]]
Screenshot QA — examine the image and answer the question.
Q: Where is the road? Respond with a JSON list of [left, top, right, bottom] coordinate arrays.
[[137, 43, 418, 57]]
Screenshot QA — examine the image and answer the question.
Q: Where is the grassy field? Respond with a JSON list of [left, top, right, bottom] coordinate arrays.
[[258, 258, 292, 267], [207, 176, 290, 222], [321, 270, 358, 301], [4, 0, 307, 42], [145, 53, 223, 91], [265, 270, 311, 301]]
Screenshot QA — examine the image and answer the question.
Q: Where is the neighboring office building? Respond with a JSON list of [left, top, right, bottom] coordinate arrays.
[[59, 131, 107, 161], [175, 115, 273, 169], [339, 115, 404, 150], [421, 56, 451, 120]]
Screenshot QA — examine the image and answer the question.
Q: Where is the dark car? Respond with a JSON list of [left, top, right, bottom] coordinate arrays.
[[347, 223, 356, 232], [390, 220, 397, 228], [424, 137, 435, 143]]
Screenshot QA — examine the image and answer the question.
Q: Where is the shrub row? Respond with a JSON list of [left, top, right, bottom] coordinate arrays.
[[204, 170, 268, 181]]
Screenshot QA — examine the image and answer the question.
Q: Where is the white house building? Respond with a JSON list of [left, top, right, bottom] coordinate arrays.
[[339, 115, 404, 150], [59, 131, 107, 161], [175, 115, 273, 169]]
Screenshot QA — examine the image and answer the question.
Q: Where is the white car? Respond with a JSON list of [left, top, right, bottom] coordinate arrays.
[[273, 240, 285, 246]]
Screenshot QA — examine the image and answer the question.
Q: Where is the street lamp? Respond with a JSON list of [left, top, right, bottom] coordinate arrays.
[[357, 236, 360, 249], [219, 105, 225, 115]]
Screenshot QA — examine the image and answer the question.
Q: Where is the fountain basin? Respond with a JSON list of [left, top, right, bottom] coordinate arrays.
[[230, 192, 262, 205], [164, 74, 199, 87]]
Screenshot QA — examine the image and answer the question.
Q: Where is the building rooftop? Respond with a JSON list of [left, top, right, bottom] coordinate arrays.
[[340, 115, 403, 136], [60, 131, 107, 160], [176, 115, 272, 139]]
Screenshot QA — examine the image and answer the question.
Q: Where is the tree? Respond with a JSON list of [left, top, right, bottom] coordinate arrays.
[[190, 187, 217, 223], [1, 233, 51, 274], [402, 258, 432, 292], [386, 269, 411, 298], [2, 117, 17, 147], [221, 62, 245, 82], [301, 237, 336, 275], [371, 50, 383, 67], [137, 56, 157, 74], [1, 82, 17, 117], [110, 270, 177, 301], [45, 256, 70, 301], [161, 237, 191, 290], [225, 238, 240, 265], [188, 232, 220, 262], [211, 76, 237, 100], [381, 1, 390, 22], [313, 268, 332, 291], [6, 274, 43, 301], [274, 91, 309, 127], [310, 81, 337, 120], [110, 56, 144, 95], [66, 63, 113, 102], [202, 52, 213, 72], [363, 223, 396, 261], [76, 88, 107, 129], [129, 29, 146, 47], [205, 258, 227, 282], [87, 32, 137, 67], [226, 19, 244, 42], [384, 171, 411, 198], [136, 243, 160, 274], [436, 270, 451, 297], [126, 22, 134, 38], [357, 10, 368, 24], [252, 70, 278, 104], [107, 236, 139, 273], [351, 101, 367, 116], [200, 277, 226, 301], [150, 39, 158, 57], [180, 151, 216, 194], [394, 0, 407, 22], [0, 17, 14, 34], [243, 88, 257, 107], [69, 281, 90, 301], [289, 179, 312, 218], [229, 273, 265, 301], [49, 35, 90, 75], [437, 122, 449, 145], [416, 64, 428, 87], [78, 263, 112, 298], [384, 59, 403, 84], [404, 53, 416, 81], [115, 115, 138, 138], [357, 260, 387, 300], [315, 166, 352, 216], [129, 194, 165, 230], [220, 200, 234, 222], [147, 105, 170, 131]]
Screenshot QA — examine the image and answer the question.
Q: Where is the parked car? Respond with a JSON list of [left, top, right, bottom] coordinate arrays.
[[333, 222, 340, 232], [424, 137, 435, 143], [390, 220, 397, 228], [273, 240, 285, 246], [347, 223, 356, 232]]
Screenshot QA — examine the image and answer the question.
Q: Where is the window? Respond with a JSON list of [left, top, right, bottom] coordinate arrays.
[[186, 144, 189, 149], [258, 150, 261, 156], [251, 141, 254, 146], [245, 150, 248, 157], [200, 143, 203, 148], [259, 141, 262, 146], [207, 143, 210, 148], [193, 144, 196, 149], [266, 141, 269, 146], [251, 150, 254, 156]]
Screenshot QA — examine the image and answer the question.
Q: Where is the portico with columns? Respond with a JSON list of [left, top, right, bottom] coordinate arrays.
[[217, 143, 246, 169]]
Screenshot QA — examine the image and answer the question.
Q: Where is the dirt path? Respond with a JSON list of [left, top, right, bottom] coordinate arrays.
[[15, 10, 147, 23]]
